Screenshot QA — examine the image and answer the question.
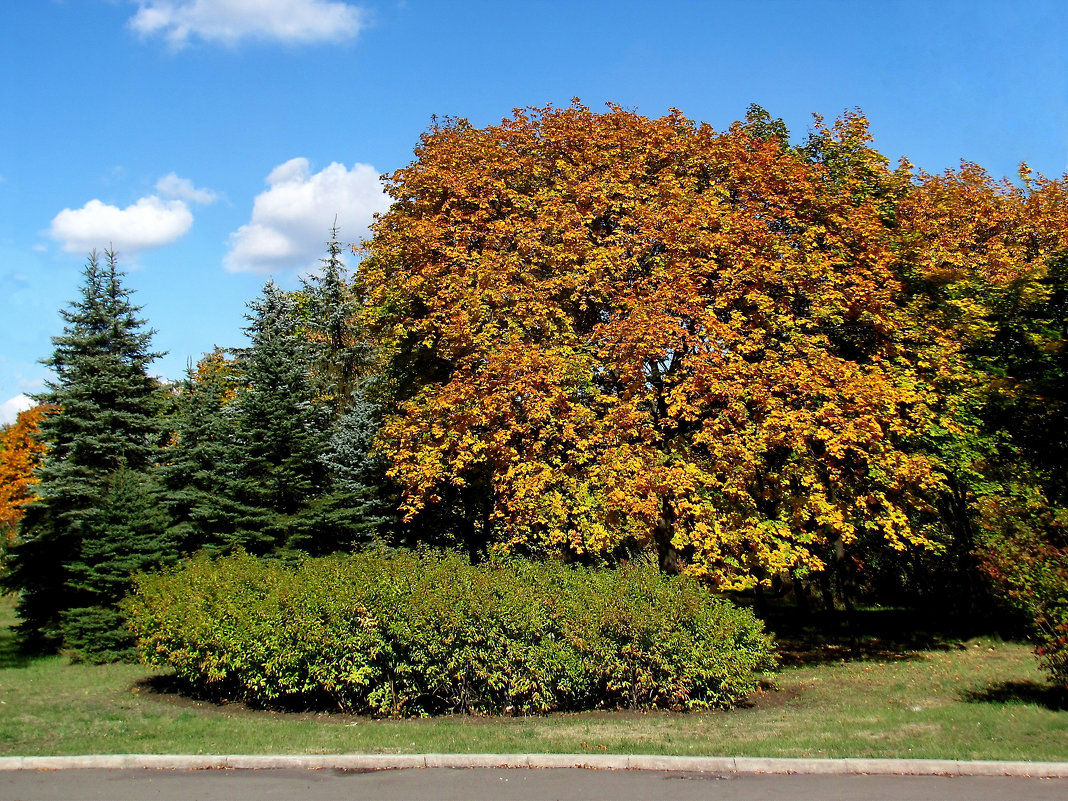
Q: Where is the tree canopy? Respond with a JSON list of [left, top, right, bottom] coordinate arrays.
[[358, 102, 963, 586]]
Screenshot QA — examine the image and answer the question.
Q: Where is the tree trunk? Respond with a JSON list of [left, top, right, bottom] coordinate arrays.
[[833, 537, 861, 658], [754, 582, 767, 619], [818, 570, 836, 611], [793, 575, 811, 617], [652, 497, 680, 574]]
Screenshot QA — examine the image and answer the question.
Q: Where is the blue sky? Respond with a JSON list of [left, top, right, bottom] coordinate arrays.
[[2, 0, 1066, 423]]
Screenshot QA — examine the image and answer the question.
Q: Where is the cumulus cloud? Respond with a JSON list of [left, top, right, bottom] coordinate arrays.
[[50, 195, 194, 256], [225, 158, 388, 274], [129, 0, 366, 48], [156, 172, 217, 204], [0, 394, 34, 426]]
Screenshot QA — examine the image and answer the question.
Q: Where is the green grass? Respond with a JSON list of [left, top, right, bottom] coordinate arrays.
[[2, 595, 1067, 760]]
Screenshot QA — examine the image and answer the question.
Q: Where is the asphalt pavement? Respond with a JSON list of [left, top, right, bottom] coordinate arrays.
[[4, 767, 1068, 801]]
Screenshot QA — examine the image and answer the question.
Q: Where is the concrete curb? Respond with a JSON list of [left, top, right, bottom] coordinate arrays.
[[1, 754, 1067, 777]]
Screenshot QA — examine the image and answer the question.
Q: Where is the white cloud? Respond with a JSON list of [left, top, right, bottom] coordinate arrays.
[[50, 194, 193, 256], [0, 394, 34, 426], [156, 172, 217, 204], [225, 158, 388, 274], [129, 0, 366, 48]]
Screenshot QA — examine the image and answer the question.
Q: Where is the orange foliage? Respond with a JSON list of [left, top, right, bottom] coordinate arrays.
[[358, 103, 985, 587], [896, 162, 1068, 421], [903, 164, 1068, 286], [191, 348, 239, 398], [0, 404, 54, 546]]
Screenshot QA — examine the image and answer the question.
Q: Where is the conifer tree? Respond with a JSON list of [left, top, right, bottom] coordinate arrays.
[[3, 250, 170, 654], [299, 224, 370, 418], [227, 280, 331, 552], [63, 467, 172, 660], [165, 248, 395, 558], [292, 226, 396, 550], [298, 394, 392, 552], [162, 349, 244, 553]]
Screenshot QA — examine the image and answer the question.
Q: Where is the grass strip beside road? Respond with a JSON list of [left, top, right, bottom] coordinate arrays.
[[1, 596, 1067, 761]]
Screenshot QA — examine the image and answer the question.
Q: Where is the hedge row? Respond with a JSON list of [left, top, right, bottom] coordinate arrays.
[[123, 550, 776, 715]]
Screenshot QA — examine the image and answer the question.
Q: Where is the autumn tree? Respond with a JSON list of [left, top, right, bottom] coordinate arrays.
[[899, 162, 1068, 676], [974, 223, 1067, 687], [0, 404, 53, 572], [3, 250, 172, 654], [359, 102, 950, 588]]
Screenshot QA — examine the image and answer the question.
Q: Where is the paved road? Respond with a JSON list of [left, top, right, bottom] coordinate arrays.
[[4, 768, 1068, 801]]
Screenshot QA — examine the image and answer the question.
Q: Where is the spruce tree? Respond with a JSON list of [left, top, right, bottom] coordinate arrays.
[[228, 280, 331, 552], [164, 253, 394, 558], [63, 468, 172, 661], [162, 349, 245, 554], [296, 227, 396, 551], [299, 224, 370, 418], [298, 394, 392, 552], [3, 250, 171, 655]]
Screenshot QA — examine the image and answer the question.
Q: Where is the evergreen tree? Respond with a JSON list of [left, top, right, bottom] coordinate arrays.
[[289, 226, 396, 552], [164, 250, 396, 558], [162, 349, 244, 554], [299, 224, 371, 418], [3, 250, 170, 654], [62, 468, 172, 661], [228, 280, 331, 553], [296, 394, 393, 553]]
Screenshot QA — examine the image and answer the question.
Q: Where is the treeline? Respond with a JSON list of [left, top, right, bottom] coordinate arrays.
[[0, 240, 396, 659], [0, 103, 1065, 684]]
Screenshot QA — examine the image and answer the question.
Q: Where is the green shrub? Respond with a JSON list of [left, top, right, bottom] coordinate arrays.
[[123, 550, 775, 715], [978, 496, 1068, 688]]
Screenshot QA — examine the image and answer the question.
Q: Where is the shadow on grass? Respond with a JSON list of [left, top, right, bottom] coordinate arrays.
[[0, 595, 36, 669], [137, 672, 798, 722], [757, 605, 996, 667], [0, 627, 36, 669], [961, 680, 1068, 711], [137, 673, 372, 717], [139, 673, 245, 708]]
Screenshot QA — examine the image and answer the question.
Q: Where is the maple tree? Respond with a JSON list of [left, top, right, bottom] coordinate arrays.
[[0, 404, 53, 569], [899, 166, 1067, 523], [899, 162, 1068, 676], [359, 102, 952, 588]]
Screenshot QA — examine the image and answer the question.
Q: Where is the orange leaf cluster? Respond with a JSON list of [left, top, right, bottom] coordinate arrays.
[[359, 102, 1065, 587], [0, 404, 53, 547]]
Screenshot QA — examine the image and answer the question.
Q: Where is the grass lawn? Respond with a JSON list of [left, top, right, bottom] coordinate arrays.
[[2, 595, 1067, 760]]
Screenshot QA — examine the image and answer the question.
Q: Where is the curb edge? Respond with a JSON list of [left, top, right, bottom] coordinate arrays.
[[2, 754, 1068, 777]]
